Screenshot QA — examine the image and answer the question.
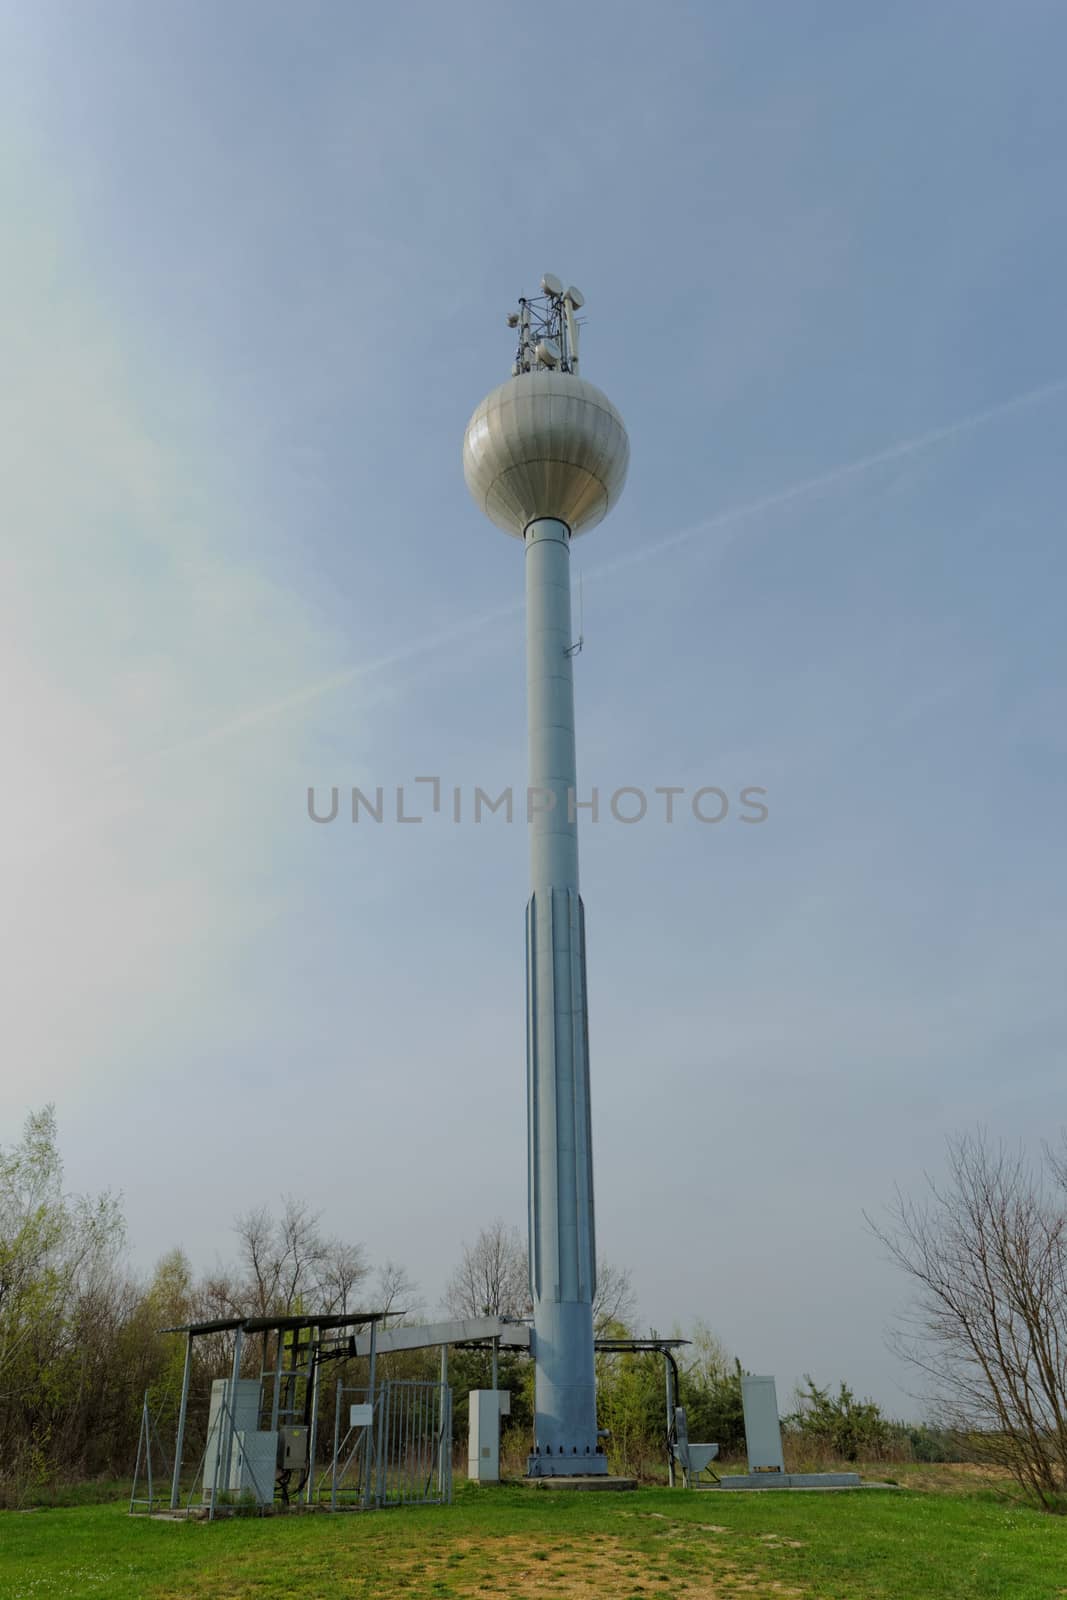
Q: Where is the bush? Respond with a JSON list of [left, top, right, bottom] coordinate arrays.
[[785, 1379, 891, 1462]]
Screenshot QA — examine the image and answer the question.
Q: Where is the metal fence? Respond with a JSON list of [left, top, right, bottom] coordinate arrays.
[[134, 1374, 454, 1516], [320, 1380, 452, 1510], [375, 1380, 453, 1507], [321, 1384, 376, 1510]]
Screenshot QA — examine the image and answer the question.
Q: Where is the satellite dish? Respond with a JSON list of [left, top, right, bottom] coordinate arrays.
[[541, 273, 563, 297], [535, 339, 560, 368], [564, 286, 585, 309], [506, 312, 520, 327]]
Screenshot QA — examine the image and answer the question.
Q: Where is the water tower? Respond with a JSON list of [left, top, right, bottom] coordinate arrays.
[[463, 277, 629, 1475]]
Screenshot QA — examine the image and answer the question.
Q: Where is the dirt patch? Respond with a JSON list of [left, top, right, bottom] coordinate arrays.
[[152, 1527, 812, 1600], [633, 1512, 731, 1534], [391, 1533, 805, 1600]]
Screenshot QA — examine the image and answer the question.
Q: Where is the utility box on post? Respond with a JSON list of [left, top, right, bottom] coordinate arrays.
[[467, 1389, 511, 1482], [277, 1425, 307, 1473], [741, 1375, 786, 1474]]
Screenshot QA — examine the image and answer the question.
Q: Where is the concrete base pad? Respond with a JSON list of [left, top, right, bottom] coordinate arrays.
[[523, 1475, 637, 1491], [717, 1471, 862, 1490]]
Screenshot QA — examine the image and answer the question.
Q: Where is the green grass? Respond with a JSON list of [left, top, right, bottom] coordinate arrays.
[[0, 1479, 133, 1512], [1, 1473, 1065, 1600]]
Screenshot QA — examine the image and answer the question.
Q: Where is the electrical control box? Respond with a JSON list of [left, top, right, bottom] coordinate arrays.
[[277, 1425, 308, 1471]]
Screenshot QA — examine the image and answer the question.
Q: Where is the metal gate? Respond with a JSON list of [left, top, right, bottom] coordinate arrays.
[[375, 1380, 452, 1506]]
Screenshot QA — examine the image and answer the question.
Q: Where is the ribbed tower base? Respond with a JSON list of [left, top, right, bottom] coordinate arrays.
[[525, 887, 606, 1475]]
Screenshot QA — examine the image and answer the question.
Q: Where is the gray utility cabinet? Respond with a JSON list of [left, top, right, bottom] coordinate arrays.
[[467, 1390, 511, 1482], [741, 1375, 786, 1474], [203, 1379, 278, 1506]]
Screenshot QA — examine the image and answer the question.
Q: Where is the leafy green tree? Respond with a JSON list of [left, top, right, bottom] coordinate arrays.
[[678, 1329, 747, 1456], [0, 1108, 125, 1492], [595, 1339, 665, 1476], [785, 1378, 890, 1461]]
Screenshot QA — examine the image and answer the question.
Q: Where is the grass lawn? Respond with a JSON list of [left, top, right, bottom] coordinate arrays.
[[2, 1470, 1066, 1600]]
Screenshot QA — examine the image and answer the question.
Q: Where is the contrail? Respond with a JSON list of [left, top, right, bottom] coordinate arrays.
[[134, 376, 1067, 769], [586, 375, 1067, 583], [106, 595, 527, 774]]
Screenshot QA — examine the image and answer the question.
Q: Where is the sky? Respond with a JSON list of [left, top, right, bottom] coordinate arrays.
[[2, 0, 1065, 1416]]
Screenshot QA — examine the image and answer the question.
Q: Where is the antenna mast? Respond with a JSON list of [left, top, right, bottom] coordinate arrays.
[[506, 275, 585, 377]]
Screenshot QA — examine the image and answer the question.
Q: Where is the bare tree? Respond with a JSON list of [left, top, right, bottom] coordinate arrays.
[[593, 1260, 636, 1336], [320, 1241, 370, 1317], [233, 1205, 281, 1317], [869, 1131, 1067, 1506], [373, 1260, 421, 1320], [445, 1219, 635, 1333], [445, 1221, 528, 1319], [232, 1198, 367, 1318]]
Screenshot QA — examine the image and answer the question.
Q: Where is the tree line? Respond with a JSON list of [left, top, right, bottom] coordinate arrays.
[[4, 1111, 1063, 1506]]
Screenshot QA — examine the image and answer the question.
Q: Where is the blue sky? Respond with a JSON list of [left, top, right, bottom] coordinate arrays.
[[2, 0, 1065, 1413]]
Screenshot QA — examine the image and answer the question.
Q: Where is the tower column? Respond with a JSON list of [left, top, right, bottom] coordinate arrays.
[[524, 516, 603, 1475]]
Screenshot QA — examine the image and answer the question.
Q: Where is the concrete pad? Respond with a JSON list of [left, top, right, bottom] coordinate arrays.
[[522, 1475, 638, 1491], [717, 1471, 862, 1490], [704, 1481, 897, 1493]]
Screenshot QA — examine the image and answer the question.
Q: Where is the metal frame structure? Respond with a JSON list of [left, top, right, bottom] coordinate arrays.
[[593, 1337, 706, 1486], [144, 1313, 525, 1517], [507, 278, 585, 377], [152, 1310, 389, 1517], [145, 1311, 710, 1513], [129, 1392, 172, 1514]]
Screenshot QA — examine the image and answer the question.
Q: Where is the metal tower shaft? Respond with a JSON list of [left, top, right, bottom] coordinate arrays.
[[525, 516, 604, 1474]]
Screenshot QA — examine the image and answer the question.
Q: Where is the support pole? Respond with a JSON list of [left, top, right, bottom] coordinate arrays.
[[129, 1394, 148, 1513], [665, 1352, 676, 1488], [437, 1345, 449, 1493], [305, 1331, 321, 1505], [331, 1370, 343, 1511], [269, 1325, 284, 1432], [208, 1404, 224, 1520], [145, 1395, 154, 1508], [170, 1332, 194, 1509], [362, 1319, 378, 1511], [222, 1328, 243, 1491], [375, 1376, 387, 1507]]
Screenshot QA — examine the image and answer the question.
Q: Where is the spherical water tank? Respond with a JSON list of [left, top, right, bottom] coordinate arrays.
[[462, 372, 629, 538]]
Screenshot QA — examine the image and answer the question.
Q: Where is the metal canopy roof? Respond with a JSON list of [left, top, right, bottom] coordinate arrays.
[[159, 1310, 390, 1337], [158, 1316, 687, 1357]]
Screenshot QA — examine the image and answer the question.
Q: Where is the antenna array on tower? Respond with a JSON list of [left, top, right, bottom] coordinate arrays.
[[508, 277, 585, 377]]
